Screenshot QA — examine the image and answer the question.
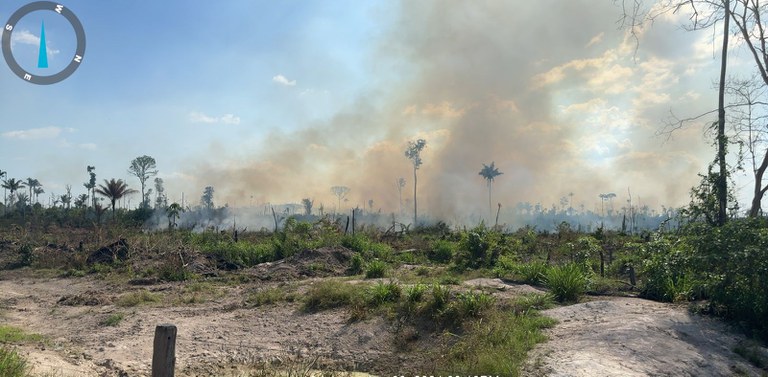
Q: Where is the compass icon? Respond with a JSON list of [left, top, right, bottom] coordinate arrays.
[[1, 1, 85, 85]]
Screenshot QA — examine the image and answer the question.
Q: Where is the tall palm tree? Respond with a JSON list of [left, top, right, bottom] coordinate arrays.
[[1, 178, 25, 209], [25, 178, 40, 205], [479, 162, 503, 220], [33, 187, 44, 206], [95, 179, 137, 217]]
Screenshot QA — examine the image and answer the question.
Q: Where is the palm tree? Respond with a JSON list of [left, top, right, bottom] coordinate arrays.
[[2, 178, 25, 209], [33, 187, 44, 206], [25, 178, 41, 205], [95, 179, 137, 217], [479, 162, 503, 220]]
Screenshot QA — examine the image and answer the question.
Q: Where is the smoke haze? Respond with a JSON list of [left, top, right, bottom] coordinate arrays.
[[180, 1, 719, 224]]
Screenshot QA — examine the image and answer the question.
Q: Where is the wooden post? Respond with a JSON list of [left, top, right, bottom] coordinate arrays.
[[152, 324, 177, 377]]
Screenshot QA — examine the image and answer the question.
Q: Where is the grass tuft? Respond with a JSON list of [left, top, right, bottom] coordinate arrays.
[[116, 290, 162, 307], [545, 263, 587, 303], [0, 346, 28, 377], [102, 313, 125, 327], [303, 280, 360, 313]]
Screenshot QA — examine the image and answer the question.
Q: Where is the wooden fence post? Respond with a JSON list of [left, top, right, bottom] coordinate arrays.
[[152, 324, 177, 377]]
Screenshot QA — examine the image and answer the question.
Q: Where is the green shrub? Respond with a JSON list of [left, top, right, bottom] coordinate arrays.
[[203, 240, 275, 268], [303, 281, 359, 312], [428, 240, 456, 263], [341, 234, 370, 252], [454, 225, 506, 270], [0, 346, 28, 377], [348, 254, 365, 275], [517, 262, 549, 285], [366, 281, 401, 307], [426, 284, 451, 314], [456, 291, 495, 317], [365, 260, 387, 279], [545, 264, 586, 303], [405, 283, 427, 303], [510, 293, 555, 313]]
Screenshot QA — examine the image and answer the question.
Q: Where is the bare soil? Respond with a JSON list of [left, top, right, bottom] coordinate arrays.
[[522, 297, 768, 377]]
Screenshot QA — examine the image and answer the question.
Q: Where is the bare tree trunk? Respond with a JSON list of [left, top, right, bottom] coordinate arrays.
[[716, 0, 730, 226], [488, 182, 493, 222], [749, 148, 768, 217], [413, 166, 418, 226]]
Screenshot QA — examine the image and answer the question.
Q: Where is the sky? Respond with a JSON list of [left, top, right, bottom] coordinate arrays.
[[0, 1, 761, 220]]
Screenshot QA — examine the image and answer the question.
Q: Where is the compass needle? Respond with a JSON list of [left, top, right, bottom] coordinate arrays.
[[37, 19, 48, 68]]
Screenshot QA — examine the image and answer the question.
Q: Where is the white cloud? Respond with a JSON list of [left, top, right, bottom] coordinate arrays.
[[219, 114, 241, 125], [2, 126, 65, 140], [11, 29, 60, 55], [586, 32, 604, 48], [272, 74, 296, 86], [188, 112, 241, 125]]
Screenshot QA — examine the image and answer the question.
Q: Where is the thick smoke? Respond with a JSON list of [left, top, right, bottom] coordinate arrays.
[[182, 1, 717, 228]]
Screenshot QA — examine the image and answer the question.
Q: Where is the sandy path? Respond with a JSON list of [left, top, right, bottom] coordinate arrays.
[[523, 297, 767, 377]]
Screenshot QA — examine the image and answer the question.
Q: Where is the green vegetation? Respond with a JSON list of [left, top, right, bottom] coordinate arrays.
[[102, 312, 125, 327], [364, 260, 387, 278], [545, 264, 588, 303], [0, 326, 44, 344], [0, 346, 28, 377], [439, 307, 556, 375], [245, 286, 298, 307], [303, 280, 361, 313]]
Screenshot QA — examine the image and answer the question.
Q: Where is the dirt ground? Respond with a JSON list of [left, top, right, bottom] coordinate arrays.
[[0, 265, 765, 376], [522, 297, 767, 377]]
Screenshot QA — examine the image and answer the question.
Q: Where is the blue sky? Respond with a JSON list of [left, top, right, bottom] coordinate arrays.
[[0, 1, 760, 217]]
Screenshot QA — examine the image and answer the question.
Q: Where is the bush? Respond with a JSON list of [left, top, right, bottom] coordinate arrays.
[[517, 262, 549, 285], [545, 264, 586, 303], [454, 225, 506, 270], [456, 291, 495, 317], [366, 281, 401, 307], [365, 260, 387, 279], [425, 284, 451, 315], [348, 254, 365, 275], [428, 240, 456, 263], [405, 283, 427, 303], [0, 346, 28, 377], [303, 280, 359, 312]]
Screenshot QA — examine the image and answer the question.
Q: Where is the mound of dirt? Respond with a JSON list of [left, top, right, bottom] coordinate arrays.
[[248, 246, 354, 281]]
